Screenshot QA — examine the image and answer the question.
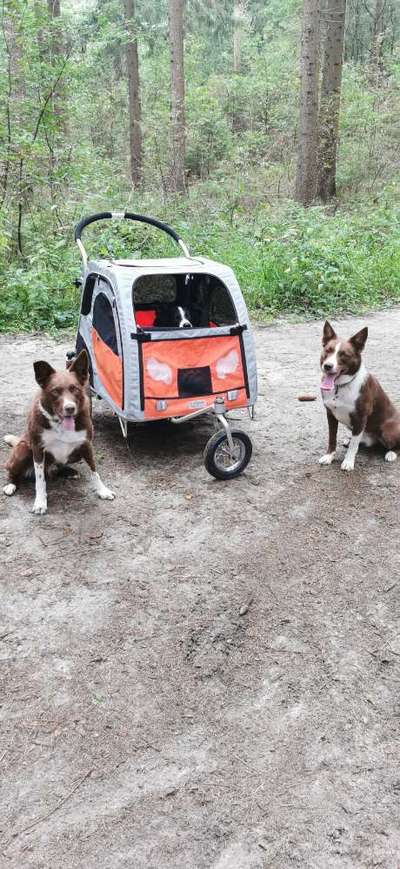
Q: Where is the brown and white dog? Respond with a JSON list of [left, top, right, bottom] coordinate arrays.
[[319, 320, 400, 471], [3, 349, 115, 514]]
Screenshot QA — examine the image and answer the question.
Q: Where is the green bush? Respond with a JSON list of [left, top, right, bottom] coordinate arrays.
[[1, 188, 399, 332]]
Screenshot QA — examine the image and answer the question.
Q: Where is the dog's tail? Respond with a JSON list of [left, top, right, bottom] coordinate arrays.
[[4, 435, 19, 448]]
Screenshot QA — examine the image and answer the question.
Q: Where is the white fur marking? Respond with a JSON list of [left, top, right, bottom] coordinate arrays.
[[324, 342, 341, 375], [4, 483, 16, 496], [39, 401, 58, 423], [361, 432, 376, 447], [344, 432, 374, 448], [322, 363, 368, 428], [4, 434, 19, 448], [41, 425, 86, 465], [385, 451, 397, 463], [177, 306, 191, 328], [32, 461, 47, 514], [341, 432, 363, 472], [319, 452, 336, 465], [63, 398, 76, 414], [91, 471, 115, 500]]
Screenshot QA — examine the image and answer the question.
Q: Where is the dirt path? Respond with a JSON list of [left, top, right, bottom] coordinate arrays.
[[1, 312, 400, 868]]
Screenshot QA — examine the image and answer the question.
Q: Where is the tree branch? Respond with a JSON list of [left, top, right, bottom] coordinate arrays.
[[31, 50, 71, 144]]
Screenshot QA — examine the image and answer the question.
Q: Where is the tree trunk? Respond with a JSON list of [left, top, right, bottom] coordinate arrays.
[[124, 0, 143, 188], [34, 0, 46, 61], [47, 0, 67, 134], [168, 0, 186, 193], [369, 0, 385, 79], [317, 0, 346, 201], [1, 3, 15, 206], [233, 0, 245, 73], [1, 0, 25, 249], [344, 0, 360, 62], [295, 0, 321, 206]]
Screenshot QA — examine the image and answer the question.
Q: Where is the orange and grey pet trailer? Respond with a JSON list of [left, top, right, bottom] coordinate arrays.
[[72, 212, 257, 479]]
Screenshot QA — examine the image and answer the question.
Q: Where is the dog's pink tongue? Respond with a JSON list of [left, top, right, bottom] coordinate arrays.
[[62, 416, 75, 432], [321, 373, 336, 391]]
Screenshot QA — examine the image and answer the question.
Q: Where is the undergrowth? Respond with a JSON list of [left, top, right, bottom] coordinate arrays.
[[0, 185, 399, 332]]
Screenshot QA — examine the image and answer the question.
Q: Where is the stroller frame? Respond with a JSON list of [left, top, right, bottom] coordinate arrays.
[[73, 212, 257, 479]]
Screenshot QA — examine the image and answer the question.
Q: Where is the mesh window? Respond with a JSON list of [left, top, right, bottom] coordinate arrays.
[[132, 272, 237, 327], [182, 275, 237, 327], [133, 274, 178, 305], [208, 280, 237, 326], [93, 293, 119, 355], [80, 274, 96, 315]]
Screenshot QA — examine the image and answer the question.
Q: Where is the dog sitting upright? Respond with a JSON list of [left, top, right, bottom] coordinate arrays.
[[319, 320, 400, 471], [3, 349, 114, 513]]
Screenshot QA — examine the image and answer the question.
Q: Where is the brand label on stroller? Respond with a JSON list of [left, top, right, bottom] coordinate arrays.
[[188, 399, 207, 409]]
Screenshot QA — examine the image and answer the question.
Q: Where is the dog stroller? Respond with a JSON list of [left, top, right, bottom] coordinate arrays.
[[73, 212, 257, 479]]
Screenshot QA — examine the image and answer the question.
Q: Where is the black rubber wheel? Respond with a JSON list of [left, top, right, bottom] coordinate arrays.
[[204, 428, 252, 480]]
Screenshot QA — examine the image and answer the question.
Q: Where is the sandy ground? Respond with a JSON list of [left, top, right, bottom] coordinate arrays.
[[1, 311, 400, 868]]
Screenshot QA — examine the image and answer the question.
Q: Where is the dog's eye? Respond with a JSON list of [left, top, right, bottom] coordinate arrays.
[[51, 389, 60, 398]]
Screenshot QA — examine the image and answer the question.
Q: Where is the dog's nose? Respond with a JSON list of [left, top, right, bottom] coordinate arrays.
[[324, 362, 333, 372], [64, 402, 76, 415], [182, 322, 191, 329]]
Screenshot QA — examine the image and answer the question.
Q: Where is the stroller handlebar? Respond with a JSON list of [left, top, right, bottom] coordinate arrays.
[[74, 212, 190, 266]]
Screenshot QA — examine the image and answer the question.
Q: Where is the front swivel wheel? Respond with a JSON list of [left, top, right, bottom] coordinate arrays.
[[204, 429, 252, 480]]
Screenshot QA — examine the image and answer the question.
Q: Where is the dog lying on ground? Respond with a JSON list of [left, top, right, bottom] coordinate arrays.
[[3, 349, 115, 514], [154, 303, 192, 329], [319, 320, 400, 471]]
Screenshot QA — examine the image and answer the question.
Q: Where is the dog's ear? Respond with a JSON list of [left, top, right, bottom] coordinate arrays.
[[34, 361, 56, 388], [349, 326, 368, 352], [69, 349, 89, 384], [322, 321, 337, 346]]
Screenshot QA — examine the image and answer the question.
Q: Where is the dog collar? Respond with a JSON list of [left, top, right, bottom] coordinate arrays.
[[39, 401, 59, 424], [333, 372, 358, 393]]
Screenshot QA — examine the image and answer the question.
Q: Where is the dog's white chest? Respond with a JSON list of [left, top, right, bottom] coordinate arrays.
[[41, 427, 86, 464], [322, 366, 367, 429], [323, 391, 354, 427]]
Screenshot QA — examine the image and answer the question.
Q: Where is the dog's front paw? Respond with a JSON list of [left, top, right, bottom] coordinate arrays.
[[97, 486, 115, 501], [32, 499, 47, 515], [3, 483, 16, 496], [341, 457, 355, 472], [385, 451, 397, 463], [319, 453, 336, 465]]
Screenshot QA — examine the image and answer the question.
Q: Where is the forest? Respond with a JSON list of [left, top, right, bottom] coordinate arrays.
[[0, 0, 399, 331]]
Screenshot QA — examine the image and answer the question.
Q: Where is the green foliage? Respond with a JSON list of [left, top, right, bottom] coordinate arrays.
[[186, 85, 233, 178], [0, 237, 78, 331], [1, 184, 399, 332], [246, 196, 400, 316], [0, 0, 399, 332]]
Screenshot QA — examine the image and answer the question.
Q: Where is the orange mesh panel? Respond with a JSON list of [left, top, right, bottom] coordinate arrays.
[[141, 335, 244, 400], [144, 388, 248, 420], [92, 327, 123, 408]]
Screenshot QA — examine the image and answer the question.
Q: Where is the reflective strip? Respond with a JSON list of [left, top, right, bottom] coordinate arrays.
[[144, 389, 248, 420]]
